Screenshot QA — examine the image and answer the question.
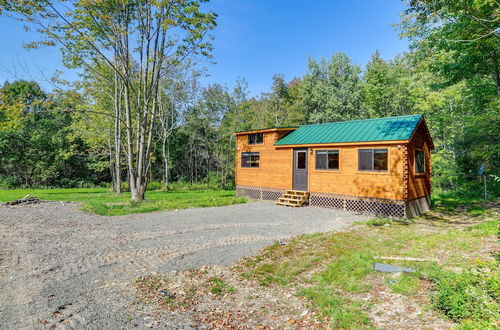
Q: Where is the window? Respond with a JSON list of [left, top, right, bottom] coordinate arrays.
[[358, 148, 388, 171], [297, 151, 307, 169], [415, 150, 425, 174], [241, 152, 260, 168], [316, 150, 339, 170], [248, 133, 263, 144]]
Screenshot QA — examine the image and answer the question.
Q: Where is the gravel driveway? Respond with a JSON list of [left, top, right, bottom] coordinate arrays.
[[0, 201, 368, 329]]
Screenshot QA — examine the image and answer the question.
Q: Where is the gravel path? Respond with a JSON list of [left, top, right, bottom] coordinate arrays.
[[0, 201, 368, 329]]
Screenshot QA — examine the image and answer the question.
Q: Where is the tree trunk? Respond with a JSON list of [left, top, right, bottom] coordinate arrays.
[[132, 176, 147, 201], [113, 64, 122, 194], [108, 138, 118, 192], [162, 135, 170, 191]]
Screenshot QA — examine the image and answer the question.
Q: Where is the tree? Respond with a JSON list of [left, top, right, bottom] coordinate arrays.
[[70, 61, 125, 193], [400, 0, 500, 191], [0, 81, 96, 188], [1, 0, 217, 201], [401, 0, 500, 95], [268, 74, 289, 126], [363, 51, 421, 117], [157, 66, 199, 190], [301, 53, 366, 123]]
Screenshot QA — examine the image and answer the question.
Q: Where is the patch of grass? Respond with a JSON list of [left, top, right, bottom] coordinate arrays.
[[208, 277, 236, 295], [299, 287, 372, 329], [389, 273, 421, 295], [364, 217, 394, 226], [428, 261, 499, 328], [431, 191, 490, 216], [239, 199, 499, 328], [0, 187, 246, 216], [240, 232, 367, 287], [318, 250, 374, 293]]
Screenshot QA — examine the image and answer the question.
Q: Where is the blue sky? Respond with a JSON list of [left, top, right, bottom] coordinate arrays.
[[0, 0, 408, 96]]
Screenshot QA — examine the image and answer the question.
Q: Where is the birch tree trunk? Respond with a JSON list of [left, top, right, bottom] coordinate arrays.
[[113, 62, 122, 194]]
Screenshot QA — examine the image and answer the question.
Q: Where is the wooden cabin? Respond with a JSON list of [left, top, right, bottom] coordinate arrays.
[[234, 114, 433, 218]]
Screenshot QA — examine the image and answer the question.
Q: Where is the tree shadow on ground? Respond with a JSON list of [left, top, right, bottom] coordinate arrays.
[[413, 200, 498, 227]]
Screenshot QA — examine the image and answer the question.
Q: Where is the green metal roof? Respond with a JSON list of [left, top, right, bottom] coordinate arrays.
[[274, 114, 423, 146]]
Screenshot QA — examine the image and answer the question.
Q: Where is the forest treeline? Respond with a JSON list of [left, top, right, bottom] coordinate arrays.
[[0, 0, 498, 199]]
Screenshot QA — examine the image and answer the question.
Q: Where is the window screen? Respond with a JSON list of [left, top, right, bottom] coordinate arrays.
[[248, 133, 263, 144], [241, 152, 260, 168], [316, 150, 339, 170], [358, 149, 388, 171], [415, 150, 425, 173]]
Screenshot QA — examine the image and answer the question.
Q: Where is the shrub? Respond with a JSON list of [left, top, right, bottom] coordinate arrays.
[[431, 261, 499, 327]]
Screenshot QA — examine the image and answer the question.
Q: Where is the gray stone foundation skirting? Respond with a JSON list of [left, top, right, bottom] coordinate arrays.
[[236, 185, 430, 218]]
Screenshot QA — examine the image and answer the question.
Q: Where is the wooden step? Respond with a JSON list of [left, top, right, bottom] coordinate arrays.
[[278, 198, 300, 203], [282, 194, 305, 199], [285, 190, 308, 196], [276, 190, 310, 207], [275, 201, 301, 207]]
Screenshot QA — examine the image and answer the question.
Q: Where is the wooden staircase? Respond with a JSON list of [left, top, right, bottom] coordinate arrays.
[[276, 190, 309, 207]]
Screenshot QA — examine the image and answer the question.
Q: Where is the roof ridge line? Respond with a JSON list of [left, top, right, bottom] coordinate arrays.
[[299, 114, 422, 127]]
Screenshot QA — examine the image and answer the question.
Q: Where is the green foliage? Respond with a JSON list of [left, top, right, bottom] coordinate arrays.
[[429, 261, 499, 328], [398, 0, 500, 193], [432, 184, 499, 215], [301, 53, 366, 123], [363, 51, 422, 117], [401, 0, 499, 92], [0, 81, 100, 188]]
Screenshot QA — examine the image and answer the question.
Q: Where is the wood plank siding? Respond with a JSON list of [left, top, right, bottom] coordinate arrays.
[[235, 130, 294, 190], [236, 132, 406, 200], [406, 122, 432, 199], [308, 144, 405, 200]]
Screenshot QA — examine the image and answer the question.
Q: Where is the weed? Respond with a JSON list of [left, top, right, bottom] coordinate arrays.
[[428, 261, 499, 327], [208, 277, 236, 295], [364, 217, 394, 226]]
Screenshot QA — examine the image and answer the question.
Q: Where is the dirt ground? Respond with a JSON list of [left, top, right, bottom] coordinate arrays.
[[0, 201, 367, 329]]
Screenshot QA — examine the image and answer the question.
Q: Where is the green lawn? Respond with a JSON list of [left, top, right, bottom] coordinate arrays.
[[0, 188, 246, 216]]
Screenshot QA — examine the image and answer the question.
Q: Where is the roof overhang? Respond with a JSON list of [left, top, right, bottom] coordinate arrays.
[[409, 115, 435, 149], [234, 126, 298, 136]]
